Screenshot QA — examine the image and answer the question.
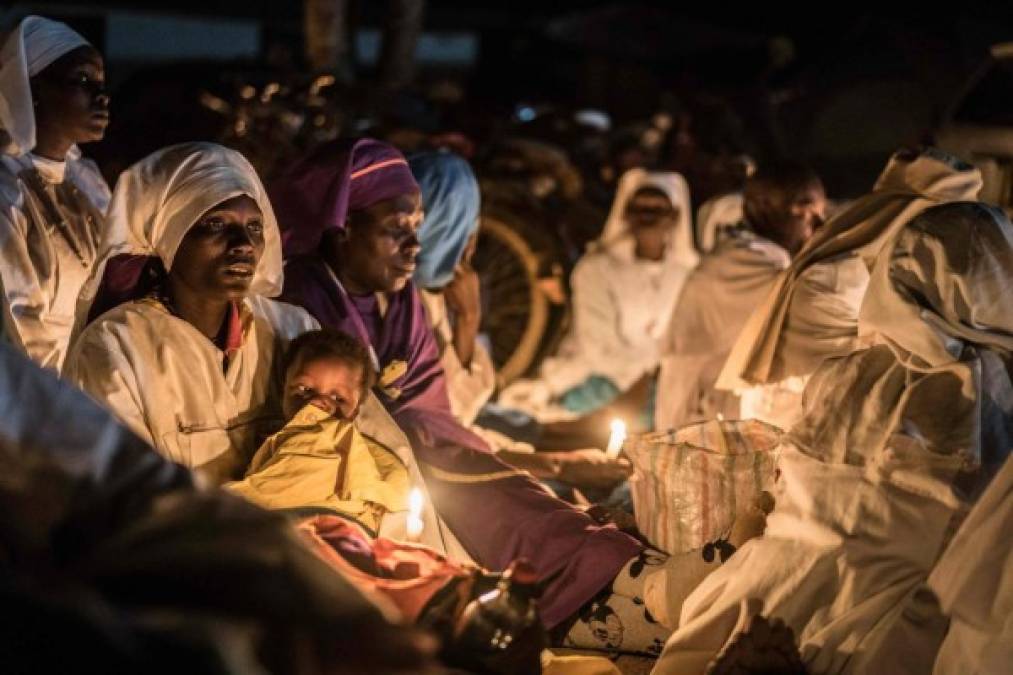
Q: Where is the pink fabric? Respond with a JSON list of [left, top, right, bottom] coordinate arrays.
[[298, 514, 469, 622], [86, 254, 158, 324]]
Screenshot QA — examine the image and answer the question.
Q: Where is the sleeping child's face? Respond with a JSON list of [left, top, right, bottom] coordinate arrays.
[[283, 355, 365, 422]]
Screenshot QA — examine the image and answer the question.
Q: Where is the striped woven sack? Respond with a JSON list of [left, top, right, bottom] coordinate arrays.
[[626, 419, 781, 554]]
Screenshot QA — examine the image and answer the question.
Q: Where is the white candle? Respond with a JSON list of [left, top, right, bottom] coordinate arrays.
[[406, 487, 424, 542], [605, 418, 626, 460]]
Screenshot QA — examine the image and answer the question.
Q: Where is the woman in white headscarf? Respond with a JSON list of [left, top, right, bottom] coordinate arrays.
[[65, 143, 318, 484], [653, 201, 1013, 675], [0, 15, 112, 370], [716, 147, 983, 431], [501, 168, 698, 423]]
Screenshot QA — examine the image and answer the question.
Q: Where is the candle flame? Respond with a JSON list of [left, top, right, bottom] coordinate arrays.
[[605, 418, 627, 460], [409, 487, 424, 515]]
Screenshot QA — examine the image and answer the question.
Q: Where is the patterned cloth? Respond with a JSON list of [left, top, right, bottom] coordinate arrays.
[[626, 419, 780, 554]]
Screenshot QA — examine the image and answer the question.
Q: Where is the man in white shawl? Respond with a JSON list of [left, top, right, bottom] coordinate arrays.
[[652, 201, 1013, 675], [501, 168, 698, 424], [656, 161, 824, 431], [716, 148, 983, 431], [0, 15, 111, 370]]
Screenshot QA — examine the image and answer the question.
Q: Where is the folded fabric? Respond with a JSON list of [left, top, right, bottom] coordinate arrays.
[[227, 404, 410, 532]]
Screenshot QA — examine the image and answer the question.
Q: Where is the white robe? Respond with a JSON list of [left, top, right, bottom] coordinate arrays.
[[0, 151, 109, 370], [717, 149, 984, 427], [541, 238, 692, 397], [654, 202, 1013, 675], [656, 231, 788, 431], [66, 295, 318, 484], [737, 253, 869, 431], [928, 456, 1013, 675]]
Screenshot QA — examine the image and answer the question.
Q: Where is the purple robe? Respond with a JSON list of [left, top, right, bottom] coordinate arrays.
[[281, 256, 642, 627]]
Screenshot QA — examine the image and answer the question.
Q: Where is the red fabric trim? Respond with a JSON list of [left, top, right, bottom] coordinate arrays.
[[224, 302, 244, 358], [350, 157, 409, 180]]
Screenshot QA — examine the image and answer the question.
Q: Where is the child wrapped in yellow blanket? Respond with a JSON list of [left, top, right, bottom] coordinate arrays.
[[225, 329, 546, 672], [225, 329, 461, 618], [228, 328, 408, 532]]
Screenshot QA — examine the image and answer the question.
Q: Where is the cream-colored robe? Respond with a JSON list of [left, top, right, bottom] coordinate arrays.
[[653, 202, 1013, 675], [66, 295, 317, 484], [928, 456, 1013, 675], [656, 231, 788, 431], [0, 151, 109, 370], [717, 149, 983, 430], [226, 404, 411, 533], [737, 254, 869, 431], [540, 239, 693, 397]]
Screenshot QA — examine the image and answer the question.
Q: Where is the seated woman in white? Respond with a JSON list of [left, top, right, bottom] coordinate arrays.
[[501, 168, 698, 426], [65, 142, 317, 484], [0, 16, 112, 370]]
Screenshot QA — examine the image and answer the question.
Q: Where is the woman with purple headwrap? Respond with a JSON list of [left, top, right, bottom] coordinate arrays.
[[273, 138, 755, 652]]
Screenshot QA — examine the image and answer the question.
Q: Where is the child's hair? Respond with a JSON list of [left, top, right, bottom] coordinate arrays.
[[283, 328, 376, 399]]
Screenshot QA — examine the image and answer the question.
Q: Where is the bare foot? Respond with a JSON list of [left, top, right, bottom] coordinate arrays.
[[729, 491, 775, 548], [706, 614, 806, 675]]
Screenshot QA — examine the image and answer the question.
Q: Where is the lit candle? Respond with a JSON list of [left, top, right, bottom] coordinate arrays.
[[605, 418, 626, 460], [406, 487, 424, 542]]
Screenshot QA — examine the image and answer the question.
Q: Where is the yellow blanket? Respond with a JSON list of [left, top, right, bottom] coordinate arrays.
[[227, 405, 409, 531]]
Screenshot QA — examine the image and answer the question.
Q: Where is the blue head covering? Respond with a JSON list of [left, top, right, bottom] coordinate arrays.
[[409, 151, 480, 290]]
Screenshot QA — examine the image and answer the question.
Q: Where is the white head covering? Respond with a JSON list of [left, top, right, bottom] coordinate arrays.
[[860, 201, 1013, 370], [106, 142, 283, 297], [0, 15, 90, 156], [790, 201, 1013, 481], [717, 148, 983, 390], [600, 168, 699, 268]]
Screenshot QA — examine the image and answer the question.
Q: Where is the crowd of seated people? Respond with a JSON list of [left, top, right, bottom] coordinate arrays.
[[1, 14, 1009, 675]]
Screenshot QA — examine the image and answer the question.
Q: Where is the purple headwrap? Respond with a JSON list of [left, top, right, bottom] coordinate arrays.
[[271, 138, 420, 257]]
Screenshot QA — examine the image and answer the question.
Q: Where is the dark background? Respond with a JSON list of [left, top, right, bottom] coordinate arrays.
[[9, 1, 1013, 196]]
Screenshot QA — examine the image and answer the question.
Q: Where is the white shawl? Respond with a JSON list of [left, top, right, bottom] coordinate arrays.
[[718, 148, 982, 391]]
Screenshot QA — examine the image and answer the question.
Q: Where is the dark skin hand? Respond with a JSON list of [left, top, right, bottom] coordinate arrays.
[[538, 373, 655, 450], [443, 233, 481, 368], [167, 195, 265, 341], [30, 45, 109, 160]]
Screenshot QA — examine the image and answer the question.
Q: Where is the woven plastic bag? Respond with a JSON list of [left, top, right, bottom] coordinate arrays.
[[626, 419, 781, 554]]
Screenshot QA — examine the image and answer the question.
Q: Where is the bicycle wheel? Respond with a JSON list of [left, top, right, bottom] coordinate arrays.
[[473, 214, 549, 387]]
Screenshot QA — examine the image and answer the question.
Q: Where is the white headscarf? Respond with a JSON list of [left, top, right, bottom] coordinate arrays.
[[0, 15, 90, 156], [599, 168, 699, 268], [106, 142, 284, 297]]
